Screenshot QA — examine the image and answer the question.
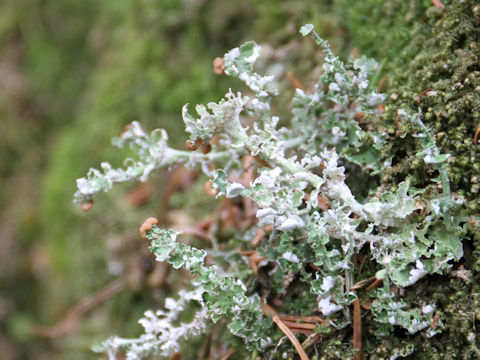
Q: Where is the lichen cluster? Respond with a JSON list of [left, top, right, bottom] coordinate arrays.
[[75, 22, 477, 358]]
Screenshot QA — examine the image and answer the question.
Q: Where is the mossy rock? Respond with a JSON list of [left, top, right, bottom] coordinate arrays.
[[333, 0, 480, 358]]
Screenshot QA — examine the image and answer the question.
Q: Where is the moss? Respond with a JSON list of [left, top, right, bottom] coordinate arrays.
[[348, 1, 480, 208], [330, 1, 480, 358]]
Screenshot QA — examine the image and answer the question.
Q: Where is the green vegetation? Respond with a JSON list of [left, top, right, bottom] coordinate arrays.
[[1, 0, 478, 359]]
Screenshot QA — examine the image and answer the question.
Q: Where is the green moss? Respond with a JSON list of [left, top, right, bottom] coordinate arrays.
[[329, 1, 480, 358]]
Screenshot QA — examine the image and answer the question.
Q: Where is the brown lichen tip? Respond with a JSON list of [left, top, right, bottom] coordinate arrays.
[[80, 199, 94, 212], [139, 217, 158, 238], [186, 137, 203, 151], [201, 143, 212, 154], [204, 181, 219, 196], [213, 57, 224, 75]]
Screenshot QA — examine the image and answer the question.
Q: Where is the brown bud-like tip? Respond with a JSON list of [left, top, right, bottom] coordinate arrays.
[[140, 217, 158, 238], [201, 143, 212, 154], [204, 181, 218, 196], [186, 138, 203, 151], [213, 57, 224, 75], [119, 123, 133, 139], [353, 112, 364, 121], [376, 104, 385, 114], [80, 200, 94, 212]]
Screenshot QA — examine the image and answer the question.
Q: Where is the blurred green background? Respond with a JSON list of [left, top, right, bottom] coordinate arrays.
[[3, 0, 475, 359]]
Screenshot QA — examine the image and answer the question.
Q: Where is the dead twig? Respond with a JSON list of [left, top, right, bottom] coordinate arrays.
[[147, 262, 170, 288], [125, 181, 155, 206], [197, 328, 214, 360], [357, 254, 367, 275], [377, 76, 387, 93], [286, 71, 305, 90], [261, 301, 279, 318], [173, 225, 211, 242], [252, 225, 272, 246], [272, 315, 310, 360], [280, 321, 317, 330], [280, 315, 324, 322], [219, 349, 236, 360], [365, 278, 382, 292], [29, 279, 125, 338], [252, 228, 266, 247], [280, 320, 317, 334], [353, 299, 362, 360], [351, 276, 376, 290], [238, 249, 267, 275]]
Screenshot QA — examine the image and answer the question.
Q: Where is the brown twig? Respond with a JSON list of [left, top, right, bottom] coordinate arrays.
[[280, 321, 317, 330], [353, 299, 362, 360], [272, 315, 310, 360], [125, 181, 155, 206], [357, 254, 367, 275], [209, 325, 219, 360], [261, 301, 279, 318], [29, 279, 125, 338], [163, 167, 198, 206], [351, 276, 376, 291], [238, 249, 267, 275], [197, 328, 214, 360], [286, 71, 305, 90], [173, 225, 211, 242], [219, 349, 236, 360], [280, 315, 324, 322], [147, 262, 170, 288], [252, 225, 273, 247], [280, 319, 318, 334], [252, 228, 266, 247], [290, 328, 315, 335], [377, 76, 387, 93], [365, 278, 383, 292]]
